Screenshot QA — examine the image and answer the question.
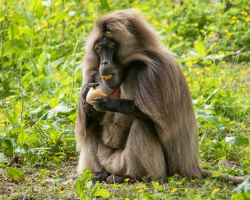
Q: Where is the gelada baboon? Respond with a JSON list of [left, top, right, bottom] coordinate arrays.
[[75, 9, 244, 184]]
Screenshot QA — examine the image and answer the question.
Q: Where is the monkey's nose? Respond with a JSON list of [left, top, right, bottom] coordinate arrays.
[[102, 60, 108, 65]]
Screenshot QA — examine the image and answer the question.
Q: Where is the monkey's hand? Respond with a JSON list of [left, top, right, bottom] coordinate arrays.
[[91, 97, 149, 119], [81, 83, 99, 99], [91, 97, 116, 112]]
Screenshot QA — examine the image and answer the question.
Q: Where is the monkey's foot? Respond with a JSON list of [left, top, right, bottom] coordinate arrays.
[[92, 171, 110, 183], [106, 174, 135, 184]]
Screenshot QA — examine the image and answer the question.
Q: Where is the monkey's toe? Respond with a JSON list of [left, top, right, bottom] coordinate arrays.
[[106, 174, 135, 184], [92, 171, 110, 183]]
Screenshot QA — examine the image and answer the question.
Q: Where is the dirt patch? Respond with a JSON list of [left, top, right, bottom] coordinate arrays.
[[0, 161, 79, 200]]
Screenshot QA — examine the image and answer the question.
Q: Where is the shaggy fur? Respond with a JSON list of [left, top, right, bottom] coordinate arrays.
[[75, 9, 244, 184]]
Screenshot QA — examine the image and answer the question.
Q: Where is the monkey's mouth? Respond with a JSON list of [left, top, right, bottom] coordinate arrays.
[[101, 74, 113, 81]]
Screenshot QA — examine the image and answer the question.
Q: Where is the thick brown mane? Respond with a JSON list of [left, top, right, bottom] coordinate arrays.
[[75, 9, 244, 184]]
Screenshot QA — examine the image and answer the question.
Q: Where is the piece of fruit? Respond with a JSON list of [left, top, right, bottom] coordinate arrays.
[[101, 74, 113, 80], [86, 87, 106, 105]]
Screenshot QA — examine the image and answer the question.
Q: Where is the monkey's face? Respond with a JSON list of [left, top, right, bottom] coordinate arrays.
[[95, 37, 127, 90]]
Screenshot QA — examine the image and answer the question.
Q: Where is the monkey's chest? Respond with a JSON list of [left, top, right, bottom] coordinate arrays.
[[101, 112, 134, 149]]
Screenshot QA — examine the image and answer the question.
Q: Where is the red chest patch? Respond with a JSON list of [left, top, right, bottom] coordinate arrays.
[[111, 154, 116, 160], [108, 88, 121, 99]]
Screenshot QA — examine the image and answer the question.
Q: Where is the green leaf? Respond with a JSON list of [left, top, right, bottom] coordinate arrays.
[[38, 51, 46, 74], [152, 181, 163, 190], [49, 98, 60, 109], [8, 24, 15, 40], [214, 148, 227, 158], [46, 102, 74, 119], [4, 111, 18, 125], [76, 179, 88, 199], [152, 181, 159, 188], [195, 41, 206, 59], [36, 102, 73, 121], [205, 54, 226, 60], [6, 167, 25, 181], [76, 169, 92, 199], [93, 188, 110, 198], [225, 136, 249, 146], [50, 57, 65, 67], [63, 137, 75, 141], [68, 113, 77, 121], [45, 177, 65, 183], [91, 181, 100, 198], [80, 168, 92, 183], [54, 102, 73, 113], [27, 0, 43, 12], [0, 152, 8, 165], [232, 176, 250, 200], [53, 157, 61, 166], [3, 40, 17, 56], [204, 86, 225, 103], [26, 134, 38, 143], [21, 71, 33, 84], [51, 121, 63, 131], [187, 194, 203, 200], [38, 169, 47, 179], [2, 138, 14, 156], [24, 11, 33, 27], [49, 12, 67, 25], [99, 0, 110, 11], [18, 130, 28, 146], [22, 54, 39, 75], [170, 42, 184, 51], [13, 104, 20, 117], [75, 179, 84, 199], [0, 162, 7, 168], [231, 193, 250, 200], [196, 110, 225, 132], [4, 39, 26, 56]]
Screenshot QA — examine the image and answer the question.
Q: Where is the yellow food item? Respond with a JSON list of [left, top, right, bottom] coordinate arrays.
[[86, 87, 106, 105], [101, 74, 113, 80]]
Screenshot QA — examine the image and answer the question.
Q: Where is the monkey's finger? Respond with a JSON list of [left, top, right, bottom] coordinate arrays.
[[93, 97, 106, 101], [87, 83, 99, 89], [91, 98, 105, 104], [82, 83, 100, 98], [93, 105, 105, 112], [88, 83, 99, 89], [90, 100, 97, 104], [93, 83, 99, 88]]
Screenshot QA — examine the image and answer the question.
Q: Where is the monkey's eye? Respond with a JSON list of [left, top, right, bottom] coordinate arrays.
[[96, 46, 103, 51], [107, 44, 114, 49]]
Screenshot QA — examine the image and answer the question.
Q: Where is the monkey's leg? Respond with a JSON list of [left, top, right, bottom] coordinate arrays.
[[77, 83, 107, 178], [78, 141, 112, 182], [98, 119, 166, 183], [77, 126, 108, 179], [77, 141, 103, 174]]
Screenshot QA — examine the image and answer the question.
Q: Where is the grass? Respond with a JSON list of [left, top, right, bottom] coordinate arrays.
[[0, 160, 237, 199], [0, 0, 250, 199]]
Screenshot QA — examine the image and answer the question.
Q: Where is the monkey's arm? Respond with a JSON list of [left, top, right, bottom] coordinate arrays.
[[80, 83, 105, 126], [91, 97, 149, 120]]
